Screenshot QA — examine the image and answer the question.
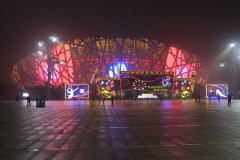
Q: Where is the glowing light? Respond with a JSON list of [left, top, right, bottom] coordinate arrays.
[[80, 89, 84, 93], [22, 93, 29, 97], [11, 37, 208, 89], [206, 84, 228, 98], [230, 43, 235, 47], [109, 67, 114, 77], [49, 36, 58, 42], [59, 60, 66, 64], [37, 51, 43, 55], [37, 44, 74, 86], [109, 62, 127, 77], [220, 62, 226, 67], [165, 47, 194, 78], [38, 42, 44, 46], [65, 84, 89, 99], [114, 66, 117, 76]]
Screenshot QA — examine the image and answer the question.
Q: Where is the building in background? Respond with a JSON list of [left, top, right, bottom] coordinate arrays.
[[10, 36, 209, 95]]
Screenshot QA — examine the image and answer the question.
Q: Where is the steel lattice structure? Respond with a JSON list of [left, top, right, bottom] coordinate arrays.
[[10, 36, 209, 89]]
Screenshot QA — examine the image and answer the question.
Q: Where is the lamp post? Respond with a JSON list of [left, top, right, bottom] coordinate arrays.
[[220, 60, 237, 98], [230, 44, 237, 98], [38, 36, 59, 100], [220, 43, 238, 98]]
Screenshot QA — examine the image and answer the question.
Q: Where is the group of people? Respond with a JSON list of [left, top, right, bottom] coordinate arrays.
[[195, 95, 201, 102], [15, 94, 31, 106], [195, 93, 232, 106], [216, 94, 232, 106], [208, 94, 232, 106], [98, 95, 114, 105], [14, 93, 233, 107], [209, 94, 221, 102]]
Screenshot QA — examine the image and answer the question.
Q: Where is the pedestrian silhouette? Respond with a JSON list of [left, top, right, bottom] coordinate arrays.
[[15, 94, 19, 103], [111, 95, 114, 105], [27, 95, 31, 107], [195, 95, 198, 102], [102, 96, 105, 104], [228, 94, 231, 106], [208, 96, 211, 101]]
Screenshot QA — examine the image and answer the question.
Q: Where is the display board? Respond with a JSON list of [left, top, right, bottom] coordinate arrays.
[[206, 84, 228, 98], [65, 84, 89, 99], [120, 71, 174, 99], [97, 78, 121, 98], [174, 78, 193, 98]]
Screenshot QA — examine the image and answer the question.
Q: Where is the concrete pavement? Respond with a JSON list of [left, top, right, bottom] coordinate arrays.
[[0, 99, 240, 160]]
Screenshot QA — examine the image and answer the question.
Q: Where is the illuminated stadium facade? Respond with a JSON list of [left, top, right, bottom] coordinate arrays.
[[10, 36, 209, 90]]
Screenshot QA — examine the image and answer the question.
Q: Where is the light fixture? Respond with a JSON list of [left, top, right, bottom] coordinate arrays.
[[38, 42, 44, 46], [38, 41, 47, 47], [49, 36, 58, 42], [37, 51, 43, 55], [230, 43, 235, 47], [59, 60, 66, 64], [220, 63, 225, 67]]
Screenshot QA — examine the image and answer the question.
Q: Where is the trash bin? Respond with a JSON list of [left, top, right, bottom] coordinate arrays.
[[36, 99, 45, 107]]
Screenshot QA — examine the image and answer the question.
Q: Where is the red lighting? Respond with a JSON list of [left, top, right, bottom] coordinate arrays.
[[10, 37, 208, 89]]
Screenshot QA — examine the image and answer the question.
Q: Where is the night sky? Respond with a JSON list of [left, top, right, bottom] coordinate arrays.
[[1, 0, 240, 86]]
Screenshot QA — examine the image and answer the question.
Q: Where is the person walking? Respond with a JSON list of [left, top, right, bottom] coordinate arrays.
[[195, 95, 198, 102], [98, 95, 101, 103], [208, 96, 211, 101], [198, 94, 201, 102], [102, 96, 105, 104], [218, 94, 220, 102], [27, 95, 31, 107], [111, 95, 114, 105], [15, 94, 19, 103], [228, 94, 231, 106]]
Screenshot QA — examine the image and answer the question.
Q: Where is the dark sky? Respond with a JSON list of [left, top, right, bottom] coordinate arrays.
[[1, 0, 240, 86]]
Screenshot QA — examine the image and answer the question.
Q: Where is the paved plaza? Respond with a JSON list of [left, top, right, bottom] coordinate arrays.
[[0, 99, 240, 160]]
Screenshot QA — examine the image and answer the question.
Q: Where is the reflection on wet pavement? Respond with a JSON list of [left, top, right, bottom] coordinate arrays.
[[0, 99, 240, 159]]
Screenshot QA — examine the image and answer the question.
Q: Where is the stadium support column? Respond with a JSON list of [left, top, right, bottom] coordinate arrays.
[[46, 47, 52, 100], [90, 70, 99, 100]]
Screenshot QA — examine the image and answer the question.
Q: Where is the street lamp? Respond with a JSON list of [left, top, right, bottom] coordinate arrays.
[[220, 61, 235, 97], [219, 42, 240, 98], [37, 36, 59, 100], [230, 44, 238, 98], [230, 43, 235, 47], [220, 62, 226, 67]]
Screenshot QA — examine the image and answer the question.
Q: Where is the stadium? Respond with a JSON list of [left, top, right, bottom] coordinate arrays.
[[10, 36, 209, 99]]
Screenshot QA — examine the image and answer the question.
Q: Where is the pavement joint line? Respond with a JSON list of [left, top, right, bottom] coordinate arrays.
[[2, 142, 240, 151], [0, 142, 240, 152]]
